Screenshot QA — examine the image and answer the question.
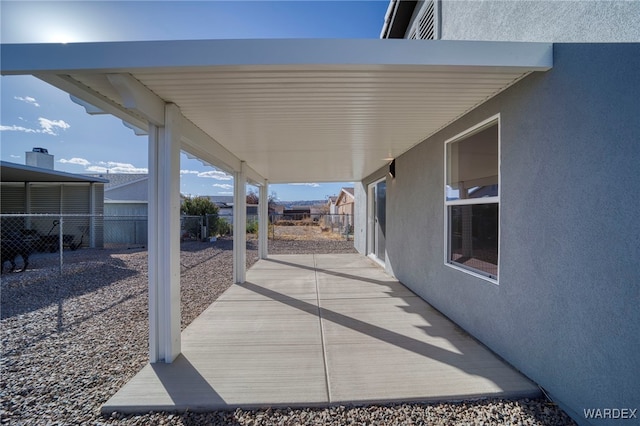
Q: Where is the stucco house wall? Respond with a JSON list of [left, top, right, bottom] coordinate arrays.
[[356, 43, 640, 423], [403, 0, 640, 42]]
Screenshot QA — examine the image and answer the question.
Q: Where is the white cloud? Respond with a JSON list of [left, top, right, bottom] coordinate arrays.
[[38, 117, 70, 135], [197, 170, 232, 181], [14, 96, 40, 107], [59, 157, 91, 166], [291, 183, 321, 187], [86, 166, 108, 173], [10, 155, 20, 159], [0, 117, 71, 136], [88, 161, 147, 174], [212, 183, 233, 190], [180, 169, 199, 175], [0, 124, 38, 133]]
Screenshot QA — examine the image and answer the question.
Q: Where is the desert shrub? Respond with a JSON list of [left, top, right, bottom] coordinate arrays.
[[246, 219, 259, 234], [216, 218, 232, 236]]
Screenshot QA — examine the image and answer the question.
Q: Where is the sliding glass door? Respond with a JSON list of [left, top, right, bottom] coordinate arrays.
[[368, 178, 386, 262]]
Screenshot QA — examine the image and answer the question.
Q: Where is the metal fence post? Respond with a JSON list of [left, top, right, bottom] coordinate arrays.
[[58, 215, 64, 274]]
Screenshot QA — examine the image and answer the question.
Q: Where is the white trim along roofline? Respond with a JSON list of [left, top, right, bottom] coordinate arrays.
[[1, 39, 553, 75]]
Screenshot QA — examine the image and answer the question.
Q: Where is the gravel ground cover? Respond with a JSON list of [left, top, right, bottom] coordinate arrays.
[[271, 225, 349, 242], [1, 239, 575, 425]]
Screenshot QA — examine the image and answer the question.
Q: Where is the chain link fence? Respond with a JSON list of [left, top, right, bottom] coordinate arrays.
[[1, 212, 353, 274], [269, 213, 353, 240]]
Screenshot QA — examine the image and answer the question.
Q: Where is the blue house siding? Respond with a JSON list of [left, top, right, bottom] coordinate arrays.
[[358, 43, 640, 424]]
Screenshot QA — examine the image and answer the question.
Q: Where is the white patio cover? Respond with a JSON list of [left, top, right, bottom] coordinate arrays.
[[1, 38, 553, 363]]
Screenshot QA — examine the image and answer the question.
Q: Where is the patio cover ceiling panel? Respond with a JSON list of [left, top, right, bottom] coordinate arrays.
[[1, 39, 553, 183], [129, 68, 527, 182]]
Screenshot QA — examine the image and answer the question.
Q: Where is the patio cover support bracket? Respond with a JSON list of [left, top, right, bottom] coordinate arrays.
[[259, 182, 269, 259], [35, 74, 148, 133], [107, 73, 165, 126], [148, 103, 182, 364], [233, 162, 247, 284]]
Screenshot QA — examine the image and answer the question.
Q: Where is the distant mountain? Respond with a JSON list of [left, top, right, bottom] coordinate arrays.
[[278, 199, 326, 207]]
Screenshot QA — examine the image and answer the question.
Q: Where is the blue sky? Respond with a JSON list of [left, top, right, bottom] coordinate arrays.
[[0, 0, 388, 201]]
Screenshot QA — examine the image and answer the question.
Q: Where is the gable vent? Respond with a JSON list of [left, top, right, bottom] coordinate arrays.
[[409, 0, 439, 40]]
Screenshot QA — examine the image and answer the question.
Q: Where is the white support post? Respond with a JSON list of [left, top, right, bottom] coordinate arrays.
[[258, 182, 269, 259], [89, 183, 96, 248], [233, 162, 247, 284], [148, 123, 160, 363], [148, 103, 182, 364]]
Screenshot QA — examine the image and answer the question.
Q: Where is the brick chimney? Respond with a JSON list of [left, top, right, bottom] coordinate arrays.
[[26, 147, 54, 170]]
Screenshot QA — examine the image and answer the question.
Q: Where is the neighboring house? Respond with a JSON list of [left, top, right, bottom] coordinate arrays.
[[206, 195, 234, 221], [335, 187, 354, 216], [0, 161, 106, 248], [82, 173, 149, 247], [87, 173, 149, 216], [4, 6, 637, 424], [282, 207, 310, 221], [202, 196, 259, 223]]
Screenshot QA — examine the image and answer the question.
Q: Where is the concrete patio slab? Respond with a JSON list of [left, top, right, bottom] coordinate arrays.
[[102, 253, 539, 414], [216, 280, 318, 301], [104, 346, 328, 412], [257, 254, 317, 268], [184, 300, 322, 345], [317, 277, 416, 299], [314, 254, 380, 269], [325, 342, 537, 403]]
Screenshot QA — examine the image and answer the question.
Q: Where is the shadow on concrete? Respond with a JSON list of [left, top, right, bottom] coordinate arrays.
[[264, 257, 407, 292], [240, 273, 539, 400], [152, 354, 228, 411]]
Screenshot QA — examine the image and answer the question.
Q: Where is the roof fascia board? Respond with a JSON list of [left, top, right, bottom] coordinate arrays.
[[0, 161, 108, 183], [341, 188, 355, 200], [2, 39, 553, 73], [337, 189, 355, 205], [36, 74, 148, 132]]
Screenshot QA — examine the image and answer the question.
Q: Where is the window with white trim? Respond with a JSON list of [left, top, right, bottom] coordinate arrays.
[[445, 117, 499, 280]]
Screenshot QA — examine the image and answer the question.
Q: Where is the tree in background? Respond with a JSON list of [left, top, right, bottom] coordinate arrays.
[[246, 189, 279, 209], [181, 196, 219, 216], [246, 190, 259, 205], [181, 196, 220, 237]]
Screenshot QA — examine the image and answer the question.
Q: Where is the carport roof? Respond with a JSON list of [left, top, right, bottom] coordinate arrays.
[[1, 39, 553, 183], [0, 161, 108, 183]]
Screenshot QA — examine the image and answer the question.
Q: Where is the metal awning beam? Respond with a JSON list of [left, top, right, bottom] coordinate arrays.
[[2, 39, 553, 74]]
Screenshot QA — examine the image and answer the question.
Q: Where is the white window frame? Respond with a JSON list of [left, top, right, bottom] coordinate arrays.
[[443, 114, 501, 284]]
